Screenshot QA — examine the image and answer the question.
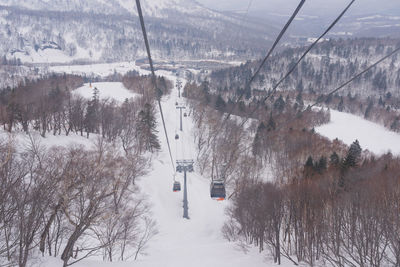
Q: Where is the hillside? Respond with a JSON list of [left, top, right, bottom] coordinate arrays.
[[207, 38, 400, 98], [0, 0, 277, 64]]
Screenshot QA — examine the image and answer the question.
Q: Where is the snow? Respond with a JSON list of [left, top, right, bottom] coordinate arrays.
[[10, 49, 76, 64], [12, 67, 296, 267], [357, 15, 383, 21], [74, 82, 137, 102], [0, 130, 95, 152], [316, 109, 400, 155], [7, 45, 99, 65], [329, 31, 354, 36], [121, 70, 295, 267]]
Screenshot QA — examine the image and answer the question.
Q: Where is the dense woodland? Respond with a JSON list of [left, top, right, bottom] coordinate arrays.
[[0, 136, 155, 267], [204, 38, 400, 133], [185, 78, 400, 266], [0, 73, 172, 266], [208, 38, 400, 97]]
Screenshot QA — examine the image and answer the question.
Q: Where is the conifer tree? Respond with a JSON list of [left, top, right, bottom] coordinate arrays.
[[215, 94, 226, 111], [330, 152, 340, 166], [343, 139, 362, 168], [315, 156, 327, 173], [137, 103, 160, 152], [267, 113, 276, 131], [84, 87, 99, 137], [273, 95, 285, 112], [252, 122, 266, 156]]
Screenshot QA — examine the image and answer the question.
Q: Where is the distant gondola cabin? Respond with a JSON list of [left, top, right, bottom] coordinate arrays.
[[210, 180, 226, 200]]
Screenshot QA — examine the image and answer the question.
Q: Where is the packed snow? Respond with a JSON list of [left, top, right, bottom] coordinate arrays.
[[74, 82, 137, 102], [316, 109, 400, 155]]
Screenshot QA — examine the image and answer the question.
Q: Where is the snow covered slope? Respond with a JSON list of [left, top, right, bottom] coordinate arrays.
[[316, 109, 400, 155], [26, 69, 289, 267], [0, 0, 274, 64], [74, 82, 138, 102]]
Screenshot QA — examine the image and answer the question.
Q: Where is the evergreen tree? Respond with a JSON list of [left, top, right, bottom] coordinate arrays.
[[378, 96, 385, 107], [215, 94, 226, 111], [296, 91, 303, 106], [364, 100, 374, 119], [267, 113, 276, 131], [84, 87, 99, 137], [296, 80, 304, 92], [343, 140, 362, 168], [137, 103, 160, 152], [252, 122, 266, 156], [304, 156, 315, 179], [273, 95, 285, 113], [330, 152, 340, 166], [337, 96, 344, 112], [305, 156, 314, 168], [315, 156, 327, 173]]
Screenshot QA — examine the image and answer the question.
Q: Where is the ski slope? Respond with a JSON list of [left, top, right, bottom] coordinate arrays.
[[31, 70, 282, 267], [132, 72, 270, 267], [316, 109, 400, 155]]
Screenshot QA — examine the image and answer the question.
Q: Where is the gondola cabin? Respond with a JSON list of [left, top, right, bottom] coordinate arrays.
[[184, 112, 187, 117], [175, 134, 179, 140], [210, 180, 226, 200], [173, 181, 181, 192]]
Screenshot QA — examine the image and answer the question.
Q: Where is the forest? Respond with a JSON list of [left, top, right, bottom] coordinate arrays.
[[203, 38, 400, 133], [185, 75, 400, 266], [0, 72, 171, 266]]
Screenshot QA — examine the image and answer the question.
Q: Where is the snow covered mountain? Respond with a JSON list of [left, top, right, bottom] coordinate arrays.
[[0, 0, 276, 63], [0, 0, 211, 17]]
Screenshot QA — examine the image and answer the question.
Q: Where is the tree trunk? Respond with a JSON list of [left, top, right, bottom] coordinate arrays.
[[40, 202, 61, 254], [61, 225, 84, 267]]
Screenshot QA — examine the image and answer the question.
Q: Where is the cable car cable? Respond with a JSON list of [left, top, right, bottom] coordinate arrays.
[[236, 0, 356, 127], [201, 0, 307, 157], [230, 0, 306, 108], [259, 0, 356, 106], [226, 46, 400, 200], [210, 0, 355, 131], [135, 0, 175, 173]]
